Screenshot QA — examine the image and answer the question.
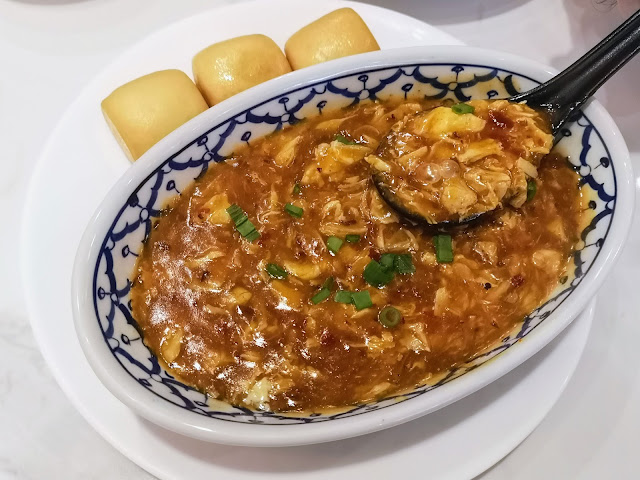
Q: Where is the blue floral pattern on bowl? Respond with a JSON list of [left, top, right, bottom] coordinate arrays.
[[93, 63, 615, 425]]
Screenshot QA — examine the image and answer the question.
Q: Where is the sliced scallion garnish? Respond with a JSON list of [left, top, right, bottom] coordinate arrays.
[[527, 179, 537, 202], [292, 183, 301, 196], [311, 277, 335, 304], [363, 252, 417, 288], [326, 236, 343, 255], [433, 235, 454, 263], [378, 306, 402, 328], [335, 134, 356, 145], [322, 276, 335, 290], [451, 103, 475, 115], [351, 291, 373, 310], [226, 204, 260, 242], [311, 288, 331, 304], [284, 203, 304, 218], [334, 290, 353, 304], [266, 263, 288, 279], [236, 218, 256, 237], [363, 260, 395, 288], [375, 253, 416, 276], [226, 204, 244, 223], [244, 230, 260, 242], [345, 234, 360, 243], [334, 289, 373, 310], [379, 253, 396, 271], [394, 254, 415, 274]]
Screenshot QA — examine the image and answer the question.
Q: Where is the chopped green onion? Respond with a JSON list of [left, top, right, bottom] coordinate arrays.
[[335, 290, 353, 304], [365, 252, 416, 286], [226, 204, 260, 242], [311, 288, 331, 304], [333, 288, 373, 310], [351, 291, 373, 310], [322, 276, 335, 290], [363, 260, 395, 288], [292, 183, 301, 195], [377, 253, 416, 275], [345, 234, 360, 243], [244, 230, 260, 242], [284, 203, 304, 218], [236, 219, 256, 237], [394, 254, 415, 274], [527, 179, 537, 202], [451, 103, 475, 115], [326, 236, 343, 255], [230, 212, 249, 226], [226, 204, 244, 223], [311, 277, 335, 304], [378, 306, 402, 328], [433, 234, 454, 263], [266, 263, 288, 279], [335, 134, 356, 145], [379, 253, 396, 271]]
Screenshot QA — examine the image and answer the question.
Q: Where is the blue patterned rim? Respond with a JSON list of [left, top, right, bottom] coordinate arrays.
[[91, 62, 616, 425]]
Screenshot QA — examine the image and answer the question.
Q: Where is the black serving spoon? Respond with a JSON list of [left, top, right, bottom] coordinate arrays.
[[375, 9, 640, 228]]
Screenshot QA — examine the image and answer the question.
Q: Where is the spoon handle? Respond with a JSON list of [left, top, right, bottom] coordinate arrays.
[[512, 9, 640, 134]]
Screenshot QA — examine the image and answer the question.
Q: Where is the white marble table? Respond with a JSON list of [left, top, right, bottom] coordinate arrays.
[[1, 0, 638, 478]]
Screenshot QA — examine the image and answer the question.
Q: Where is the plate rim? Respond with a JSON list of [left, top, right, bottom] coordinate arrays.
[[18, 0, 605, 476], [72, 45, 634, 446]]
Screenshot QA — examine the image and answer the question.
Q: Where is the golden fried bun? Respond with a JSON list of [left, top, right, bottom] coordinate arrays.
[[193, 34, 292, 106], [101, 70, 208, 162], [285, 8, 380, 70]]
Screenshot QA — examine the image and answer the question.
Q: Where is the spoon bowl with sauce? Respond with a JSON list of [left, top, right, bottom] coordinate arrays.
[[373, 10, 640, 227]]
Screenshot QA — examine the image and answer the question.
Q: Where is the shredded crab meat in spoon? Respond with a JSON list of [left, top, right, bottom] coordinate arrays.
[[371, 99, 554, 224]]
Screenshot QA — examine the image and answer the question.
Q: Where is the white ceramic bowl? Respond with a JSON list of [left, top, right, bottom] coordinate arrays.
[[72, 46, 634, 447]]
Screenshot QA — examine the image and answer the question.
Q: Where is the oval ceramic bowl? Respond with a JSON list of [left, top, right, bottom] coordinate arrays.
[[72, 46, 634, 447]]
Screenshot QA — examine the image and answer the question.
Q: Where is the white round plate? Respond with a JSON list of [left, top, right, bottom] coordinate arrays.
[[21, 1, 592, 478], [102, 306, 595, 480]]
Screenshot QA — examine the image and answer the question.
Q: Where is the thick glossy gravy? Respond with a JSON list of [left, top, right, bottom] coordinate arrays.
[[131, 98, 585, 412]]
